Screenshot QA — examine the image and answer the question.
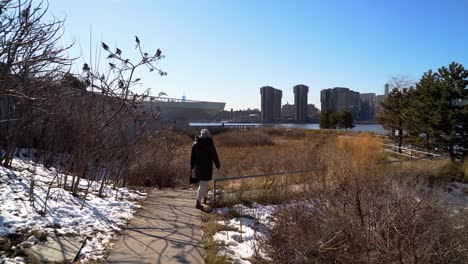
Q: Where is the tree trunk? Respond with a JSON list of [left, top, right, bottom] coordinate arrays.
[[448, 144, 456, 164], [398, 134, 403, 153], [397, 120, 403, 153]]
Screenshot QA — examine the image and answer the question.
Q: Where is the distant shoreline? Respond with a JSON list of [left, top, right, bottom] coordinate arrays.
[[206, 121, 379, 125], [190, 122, 386, 134]]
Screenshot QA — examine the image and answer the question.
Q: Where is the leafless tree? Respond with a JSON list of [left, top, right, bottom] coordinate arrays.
[[0, 0, 73, 167], [388, 75, 414, 90], [1, 0, 182, 222], [60, 35, 168, 196]]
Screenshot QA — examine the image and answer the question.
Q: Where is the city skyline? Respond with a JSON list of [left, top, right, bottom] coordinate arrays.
[[47, 0, 468, 110], [251, 83, 388, 112]]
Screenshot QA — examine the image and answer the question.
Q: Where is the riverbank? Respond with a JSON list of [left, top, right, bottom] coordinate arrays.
[[190, 122, 387, 134]]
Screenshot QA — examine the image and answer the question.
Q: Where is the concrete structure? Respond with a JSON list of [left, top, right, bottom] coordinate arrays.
[[320, 87, 360, 119], [273, 89, 282, 120], [293, 84, 309, 122], [260, 86, 282, 123], [281, 102, 319, 121], [138, 96, 226, 123], [320, 84, 391, 122], [216, 108, 261, 122], [359, 93, 376, 121], [374, 94, 386, 120], [374, 84, 391, 120], [307, 104, 320, 121], [281, 102, 294, 119], [107, 189, 203, 264]]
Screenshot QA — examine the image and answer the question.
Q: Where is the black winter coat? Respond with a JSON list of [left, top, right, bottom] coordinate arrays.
[[190, 137, 220, 181]]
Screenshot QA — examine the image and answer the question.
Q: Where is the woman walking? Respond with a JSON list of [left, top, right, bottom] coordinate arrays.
[[190, 129, 220, 210]]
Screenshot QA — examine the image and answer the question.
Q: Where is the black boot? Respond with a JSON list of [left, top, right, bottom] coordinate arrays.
[[196, 200, 203, 210]]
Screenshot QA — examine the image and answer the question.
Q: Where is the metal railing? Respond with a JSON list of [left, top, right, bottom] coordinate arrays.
[[212, 168, 323, 207]]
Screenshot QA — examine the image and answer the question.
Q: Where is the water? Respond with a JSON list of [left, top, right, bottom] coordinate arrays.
[[190, 122, 387, 134]]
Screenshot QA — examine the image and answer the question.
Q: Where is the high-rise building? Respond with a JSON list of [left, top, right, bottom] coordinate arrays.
[[359, 93, 376, 121], [260, 86, 282, 123], [274, 89, 282, 119], [375, 84, 390, 120], [293, 84, 309, 122], [320, 89, 333, 112], [320, 87, 360, 119]]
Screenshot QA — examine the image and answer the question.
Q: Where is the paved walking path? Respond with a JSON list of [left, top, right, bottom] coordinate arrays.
[[106, 189, 203, 264]]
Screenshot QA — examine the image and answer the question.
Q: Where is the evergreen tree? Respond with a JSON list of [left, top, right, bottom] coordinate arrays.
[[334, 111, 343, 129], [341, 110, 354, 131], [330, 111, 340, 129], [321, 109, 354, 130], [378, 88, 409, 153], [402, 71, 438, 150], [320, 109, 333, 129], [404, 62, 468, 163]]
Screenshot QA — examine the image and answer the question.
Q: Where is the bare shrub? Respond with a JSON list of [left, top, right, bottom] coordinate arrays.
[[126, 132, 191, 188], [263, 128, 306, 140], [261, 173, 468, 263], [257, 135, 467, 264]]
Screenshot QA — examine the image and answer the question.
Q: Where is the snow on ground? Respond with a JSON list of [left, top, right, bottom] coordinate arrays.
[[0, 256, 27, 264], [212, 182, 468, 264], [436, 181, 468, 210], [212, 203, 280, 264], [0, 156, 146, 262]]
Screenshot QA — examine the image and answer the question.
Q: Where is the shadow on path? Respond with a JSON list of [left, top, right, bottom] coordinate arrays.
[[106, 189, 203, 264]]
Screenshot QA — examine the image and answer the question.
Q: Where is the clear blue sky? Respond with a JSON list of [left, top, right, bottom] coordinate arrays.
[[47, 0, 468, 110]]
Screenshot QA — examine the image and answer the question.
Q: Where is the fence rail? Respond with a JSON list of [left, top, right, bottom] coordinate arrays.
[[383, 149, 436, 162], [212, 168, 323, 207], [382, 143, 442, 157], [214, 168, 323, 182]]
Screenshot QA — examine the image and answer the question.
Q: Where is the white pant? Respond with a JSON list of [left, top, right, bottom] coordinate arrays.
[[196, 180, 209, 202]]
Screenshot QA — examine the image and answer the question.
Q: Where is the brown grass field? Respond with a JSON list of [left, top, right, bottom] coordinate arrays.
[[192, 128, 467, 264]]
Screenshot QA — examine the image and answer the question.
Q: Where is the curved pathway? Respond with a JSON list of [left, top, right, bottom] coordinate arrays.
[[106, 189, 203, 264]]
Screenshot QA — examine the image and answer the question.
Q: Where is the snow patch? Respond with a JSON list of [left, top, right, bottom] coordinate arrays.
[[0, 158, 146, 262], [213, 184, 467, 263], [212, 203, 279, 263], [0, 256, 27, 264]]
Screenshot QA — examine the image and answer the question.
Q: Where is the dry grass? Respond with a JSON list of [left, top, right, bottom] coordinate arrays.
[[212, 131, 384, 206], [202, 129, 467, 263], [262, 127, 306, 139], [121, 128, 466, 263], [215, 130, 274, 147], [237, 134, 468, 264], [213, 129, 336, 178]]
